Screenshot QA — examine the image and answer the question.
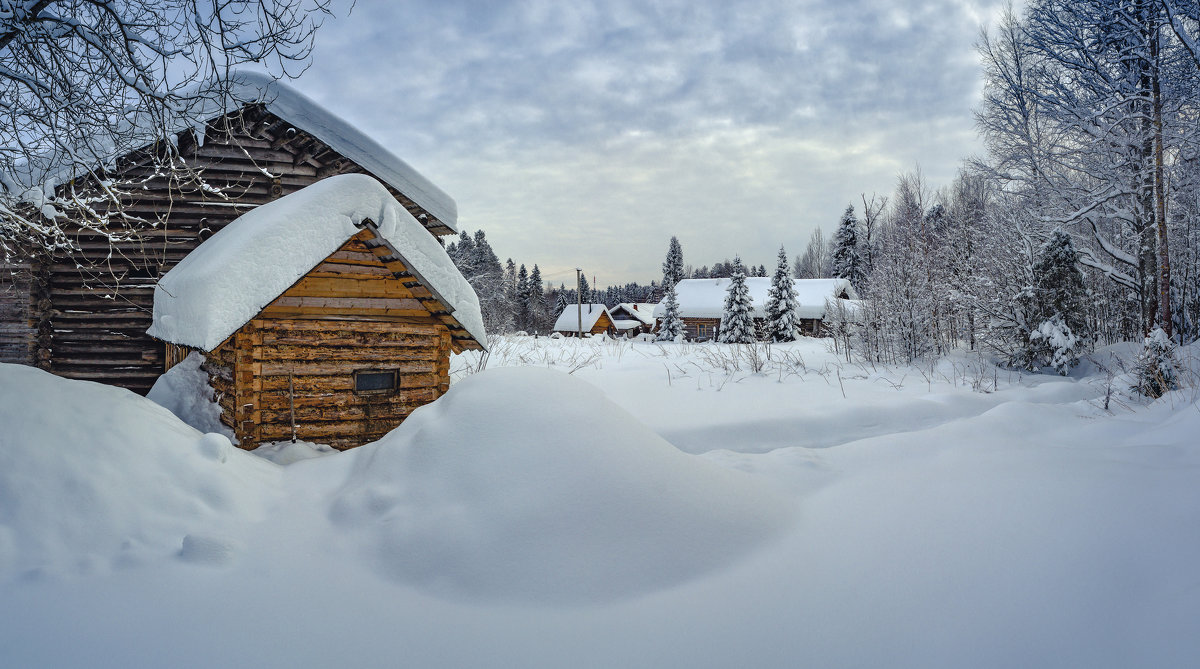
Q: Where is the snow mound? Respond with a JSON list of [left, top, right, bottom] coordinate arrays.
[[0, 364, 280, 580], [330, 366, 793, 604], [147, 352, 234, 440]]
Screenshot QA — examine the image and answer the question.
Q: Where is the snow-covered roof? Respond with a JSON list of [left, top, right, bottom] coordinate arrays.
[[148, 174, 484, 351], [553, 305, 613, 333], [612, 303, 657, 326], [653, 278, 858, 320], [21, 71, 456, 232], [612, 319, 642, 331]]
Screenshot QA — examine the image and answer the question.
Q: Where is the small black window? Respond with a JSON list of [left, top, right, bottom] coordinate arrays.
[[355, 370, 397, 394]]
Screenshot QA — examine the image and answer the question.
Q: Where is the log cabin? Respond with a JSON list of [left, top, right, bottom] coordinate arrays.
[[653, 278, 859, 340], [1, 71, 458, 395], [608, 302, 657, 336], [552, 304, 616, 337], [149, 174, 485, 451]]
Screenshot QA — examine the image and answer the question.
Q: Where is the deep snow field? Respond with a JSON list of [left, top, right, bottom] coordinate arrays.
[[1, 336, 1198, 668]]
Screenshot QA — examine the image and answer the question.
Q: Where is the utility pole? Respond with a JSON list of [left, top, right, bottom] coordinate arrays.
[[575, 267, 583, 339]]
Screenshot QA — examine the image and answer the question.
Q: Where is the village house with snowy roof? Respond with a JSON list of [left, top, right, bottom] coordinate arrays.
[[1, 71, 462, 395], [553, 304, 616, 337], [654, 278, 859, 340], [608, 302, 657, 336]]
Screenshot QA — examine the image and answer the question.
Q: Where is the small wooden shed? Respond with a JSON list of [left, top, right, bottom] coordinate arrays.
[[149, 174, 485, 450]]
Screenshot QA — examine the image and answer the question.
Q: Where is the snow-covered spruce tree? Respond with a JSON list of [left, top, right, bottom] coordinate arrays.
[[764, 245, 800, 342], [656, 283, 684, 341], [831, 205, 865, 290], [528, 264, 547, 333], [554, 289, 570, 319], [578, 272, 591, 305], [516, 263, 531, 332], [663, 236, 685, 286], [1131, 327, 1182, 398], [718, 257, 756, 343], [1018, 229, 1092, 374]]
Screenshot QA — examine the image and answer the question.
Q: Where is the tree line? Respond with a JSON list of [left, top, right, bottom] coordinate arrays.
[[801, 0, 1200, 384]]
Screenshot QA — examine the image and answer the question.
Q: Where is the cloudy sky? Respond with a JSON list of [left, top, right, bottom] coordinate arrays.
[[294, 0, 1010, 286]]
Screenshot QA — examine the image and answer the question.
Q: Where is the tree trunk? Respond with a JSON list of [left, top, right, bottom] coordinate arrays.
[[1151, 14, 1173, 338]]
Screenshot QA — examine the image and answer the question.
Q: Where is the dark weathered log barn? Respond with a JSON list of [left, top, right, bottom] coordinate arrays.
[[149, 174, 485, 450], [1, 72, 459, 395]]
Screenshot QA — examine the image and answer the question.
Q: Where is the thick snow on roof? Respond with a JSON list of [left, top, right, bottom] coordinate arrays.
[[20, 71, 456, 231], [226, 72, 457, 231], [654, 278, 858, 320], [553, 304, 612, 333], [148, 174, 484, 351], [612, 302, 657, 326], [612, 319, 642, 331]]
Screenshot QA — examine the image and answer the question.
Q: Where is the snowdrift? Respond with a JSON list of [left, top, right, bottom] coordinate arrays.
[[331, 366, 794, 603], [0, 364, 279, 579]]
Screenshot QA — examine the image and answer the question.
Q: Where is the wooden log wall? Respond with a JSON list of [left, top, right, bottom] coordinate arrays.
[[0, 262, 34, 365], [211, 318, 451, 451], [27, 104, 455, 395], [681, 317, 721, 341]]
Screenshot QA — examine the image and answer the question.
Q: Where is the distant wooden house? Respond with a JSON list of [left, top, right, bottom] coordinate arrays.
[[1, 71, 458, 395], [553, 304, 615, 337], [653, 278, 859, 340], [609, 302, 657, 336], [149, 175, 485, 450]]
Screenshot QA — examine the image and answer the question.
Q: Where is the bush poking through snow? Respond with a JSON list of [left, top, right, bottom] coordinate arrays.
[[1131, 328, 1182, 399]]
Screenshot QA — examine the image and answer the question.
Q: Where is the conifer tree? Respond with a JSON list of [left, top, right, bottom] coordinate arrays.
[[578, 272, 591, 304], [516, 264, 530, 331], [656, 283, 684, 341], [831, 205, 865, 290], [718, 256, 756, 343], [765, 245, 800, 342], [528, 264, 546, 332], [663, 236, 685, 286], [1019, 229, 1092, 373], [555, 289, 570, 317]]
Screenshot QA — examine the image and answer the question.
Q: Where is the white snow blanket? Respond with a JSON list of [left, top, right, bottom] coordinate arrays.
[[0, 364, 279, 577], [148, 174, 485, 351], [2, 340, 1200, 667], [553, 304, 613, 333], [654, 277, 858, 320], [331, 366, 793, 603], [23, 71, 456, 231]]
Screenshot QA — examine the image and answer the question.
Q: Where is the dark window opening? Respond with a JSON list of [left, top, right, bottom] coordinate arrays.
[[355, 370, 397, 394]]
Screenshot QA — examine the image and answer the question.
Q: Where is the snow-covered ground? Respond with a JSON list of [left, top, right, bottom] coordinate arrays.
[[1, 337, 1198, 668]]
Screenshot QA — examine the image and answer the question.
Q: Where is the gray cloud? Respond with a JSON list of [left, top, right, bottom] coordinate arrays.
[[296, 0, 1009, 283]]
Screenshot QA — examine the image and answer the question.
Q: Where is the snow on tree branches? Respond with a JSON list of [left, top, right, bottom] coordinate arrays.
[[718, 256, 756, 344], [764, 245, 799, 342], [831, 205, 864, 290]]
